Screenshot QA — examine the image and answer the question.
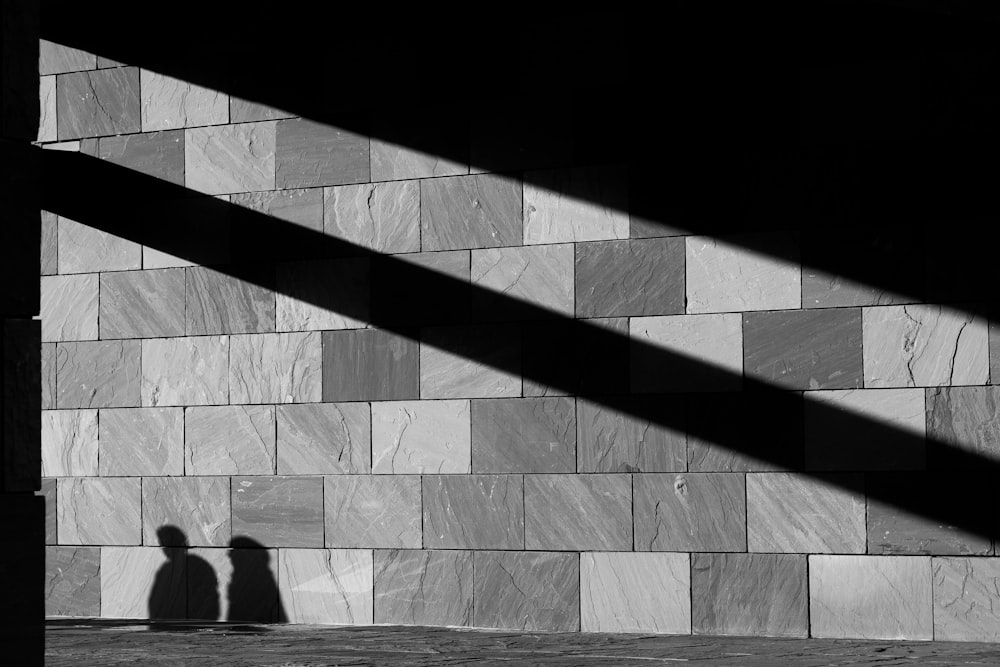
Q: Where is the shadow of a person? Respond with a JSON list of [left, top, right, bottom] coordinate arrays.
[[227, 536, 287, 623], [148, 525, 220, 623]]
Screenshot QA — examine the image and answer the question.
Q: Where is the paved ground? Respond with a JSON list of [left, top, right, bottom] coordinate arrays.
[[44, 620, 1000, 666]]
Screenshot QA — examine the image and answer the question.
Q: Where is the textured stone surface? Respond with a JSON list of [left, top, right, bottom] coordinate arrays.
[[56, 67, 140, 140], [575, 238, 685, 318], [57, 217, 141, 273], [372, 400, 471, 474], [99, 269, 186, 339], [275, 259, 369, 332], [277, 403, 370, 474], [56, 339, 141, 409], [38, 75, 56, 142], [810, 555, 933, 640], [375, 550, 473, 626], [992, 320, 999, 384], [186, 122, 276, 194], [322, 329, 419, 402], [41, 409, 98, 476], [743, 309, 863, 390], [474, 551, 579, 631], [926, 386, 1000, 466], [279, 549, 374, 625], [525, 474, 631, 550], [420, 325, 521, 398], [324, 181, 420, 252], [692, 553, 808, 638], [581, 552, 690, 633], [420, 174, 521, 251], [58, 477, 141, 545], [97, 130, 184, 184], [45, 546, 101, 617], [41, 211, 57, 275], [140, 69, 227, 131], [232, 188, 323, 231], [40, 274, 98, 342], [630, 314, 743, 392], [186, 266, 275, 335], [325, 476, 421, 549], [472, 397, 575, 473], [577, 397, 686, 472], [142, 476, 231, 547], [41, 343, 56, 410], [863, 305, 988, 387], [101, 547, 185, 619], [141, 336, 229, 407], [275, 119, 369, 188], [686, 234, 800, 313], [933, 557, 1000, 642], [523, 166, 628, 244], [229, 332, 321, 404], [40, 478, 57, 543], [423, 475, 524, 549], [229, 97, 294, 123], [99, 407, 182, 476], [186, 406, 276, 475], [747, 473, 865, 553], [39, 40, 96, 75], [370, 138, 466, 182], [232, 476, 323, 547], [471, 244, 574, 316], [634, 473, 746, 552]]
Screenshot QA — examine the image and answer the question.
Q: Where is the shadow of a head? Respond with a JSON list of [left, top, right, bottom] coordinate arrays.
[[227, 536, 287, 623]]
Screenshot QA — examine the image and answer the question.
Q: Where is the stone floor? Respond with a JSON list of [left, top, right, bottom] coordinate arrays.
[[45, 621, 1000, 666]]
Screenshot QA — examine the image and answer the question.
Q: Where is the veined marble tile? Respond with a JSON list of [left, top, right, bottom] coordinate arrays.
[[186, 266, 276, 335], [420, 325, 521, 399], [229, 97, 294, 123], [186, 406, 276, 475], [232, 476, 323, 547], [279, 549, 374, 624], [747, 473, 865, 553], [634, 473, 746, 552], [232, 188, 323, 232], [99, 407, 183, 476], [41, 211, 58, 276], [322, 329, 419, 402], [692, 553, 807, 637], [40, 478, 57, 543], [188, 545, 284, 622], [581, 552, 690, 633], [810, 555, 932, 640], [56, 340, 141, 409], [473, 551, 579, 631], [577, 397, 686, 473], [229, 332, 321, 404], [45, 546, 101, 617], [140, 69, 228, 131], [630, 314, 743, 392], [38, 75, 57, 142], [275, 259, 369, 332], [140, 336, 229, 407], [185, 122, 276, 195], [863, 305, 988, 387], [575, 238, 685, 318], [472, 397, 575, 473], [99, 269, 186, 339], [324, 181, 419, 253], [686, 234, 800, 313], [97, 131, 184, 185], [39, 40, 96, 75], [375, 550, 473, 626], [41, 343, 56, 410], [56, 67, 140, 140], [371, 139, 466, 182], [471, 244, 574, 317], [525, 474, 631, 550], [102, 546, 185, 619], [326, 476, 421, 549], [523, 166, 628, 244], [41, 409, 97, 477], [277, 403, 370, 474], [142, 477, 230, 547], [57, 217, 140, 274], [933, 557, 1000, 642], [926, 386, 1000, 466], [40, 274, 98, 342], [275, 119, 369, 188], [371, 400, 471, 474], [58, 477, 140, 545], [423, 475, 524, 549], [420, 173, 521, 251]]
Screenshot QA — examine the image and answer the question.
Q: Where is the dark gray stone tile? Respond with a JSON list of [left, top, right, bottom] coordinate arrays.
[[39, 40, 96, 75], [575, 237, 685, 317], [97, 131, 184, 185], [56, 339, 141, 408], [473, 551, 579, 631], [275, 118, 369, 188], [326, 476, 421, 549], [99, 269, 186, 339], [634, 473, 746, 552], [375, 550, 473, 627], [39, 478, 57, 544], [577, 396, 686, 473], [56, 67, 140, 140], [41, 210, 57, 275], [322, 329, 419, 402], [420, 173, 521, 251], [231, 476, 324, 548], [232, 188, 323, 232], [41, 342, 56, 410], [525, 474, 632, 550], [471, 397, 575, 473], [186, 266, 275, 335], [422, 475, 524, 549], [926, 386, 1000, 468], [45, 546, 101, 616]]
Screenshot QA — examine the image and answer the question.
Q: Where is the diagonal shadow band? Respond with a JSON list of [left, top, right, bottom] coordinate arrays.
[[41, 147, 999, 545]]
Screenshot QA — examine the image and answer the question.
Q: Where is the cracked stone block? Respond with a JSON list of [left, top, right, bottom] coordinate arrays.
[[185, 406, 276, 475], [744, 308, 863, 390], [630, 314, 743, 393], [232, 188, 323, 232], [38, 75, 56, 141], [577, 396, 686, 473], [57, 217, 140, 273], [575, 237, 685, 318], [471, 244, 574, 317], [56, 339, 141, 409], [634, 473, 746, 552], [40, 274, 98, 342], [185, 121, 276, 194], [275, 118, 368, 188], [810, 555, 932, 640], [324, 181, 419, 253], [188, 546, 282, 622], [525, 474, 632, 551], [933, 557, 1000, 642], [141, 336, 229, 407], [39, 40, 96, 75], [232, 476, 323, 548], [99, 269, 186, 339], [102, 546, 184, 619], [45, 546, 100, 617], [523, 165, 628, 244], [472, 397, 575, 473], [140, 69, 227, 131], [41, 409, 97, 477], [420, 173, 521, 251], [692, 553, 807, 638], [276, 259, 369, 332], [926, 386, 1000, 468], [371, 400, 471, 474], [279, 549, 373, 624], [99, 407, 183, 476], [97, 130, 184, 185], [473, 551, 579, 631], [375, 550, 473, 626], [863, 305, 989, 387], [41, 211, 57, 276], [322, 329, 418, 402], [277, 403, 370, 474], [325, 475, 421, 549], [423, 474, 524, 549], [420, 324, 521, 399], [581, 552, 690, 634], [58, 477, 140, 545], [229, 96, 294, 123], [56, 67, 140, 140], [39, 478, 57, 543], [186, 265, 275, 335], [41, 343, 56, 410], [229, 332, 321, 404], [747, 473, 865, 553], [141, 477, 231, 547]]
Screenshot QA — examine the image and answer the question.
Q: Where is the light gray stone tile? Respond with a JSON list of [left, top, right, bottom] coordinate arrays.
[[185, 266, 275, 335], [99, 269, 186, 339], [232, 188, 323, 232], [142, 477, 230, 547], [576, 237, 685, 318], [325, 476, 421, 549], [101, 546, 184, 619], [56, 339, 141, 409], [371, 139, 466, 182], [185, 122, 276, 195], [472, 397, 575, 473], [992, 320, 1000, 385], [523, 166, 628, 245], [926, 386, 1000, 466], [41, 409, 98, 477], [57, 217, 141, 274], [58, 477, 141, 545], [45, 546, 101, 617], [97, 131, 184, 185], [229, 332, 321, 404], [686, 234, 800, 313], [371, 400, 471, 474], [630, 314, 743, 393], [43, 140, 81, 151], [229, 97, 294, 123], [525, 474, 631, 550], [232, 476, 324, 547], [473, 551, 579, 631], [420, 173, 521, 251], [277, 403, 370, 474], [324, 181, 419, 253], [275, 259, 369, 332], [41, 343, 56, 410], [56, 67, 140, 140], [275, 119, 369, 189], [140, 69, 228, 131], [39, 40, 96, 75], [471, 244, 574, 316], [97, 57, 126, 69], [141, 336, 229, 407], [41, 211, 58, 276], [278, 548, 373, 624], [933, 557, 1000, 642], [375, 550, 473, 626], [423, 474, 524, 549], [322, 329, 419, 402], [40, 274, 98, 342], [581, 552, 689, 633], [420, 325, 521, 399], [634, 473, 746, 552], [38, 75, 56, 142], [577, 397, 686, 473], [186, 406, 276, 475], [99, 407, 183, 476]]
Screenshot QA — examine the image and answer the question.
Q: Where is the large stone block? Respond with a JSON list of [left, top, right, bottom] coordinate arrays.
[[933, 557, 1000, 642], [926, 386, 1000, 468], [56, 339, 141, 409], [40, 409, 97, 477], [324, 181, 419, 252], [374, 550, 473, 626], [473, 551, 579, 631], [278, 549, 374, 624], [142, 477, 231, 547], [472, 397, 575, 473], [56, 67, 140, 140], [275, 118, 369, 188], [45, 546, 100, 617], [57, 217, 140, 274], [322, 329, 418, 402], [97, 130, 185, 185], [58, 477, 140, 545], [40, 274, 98, 342], [423, 474, 524, 549], [185, 406, 276, 475], [275, 259, 369, 332], [140, 336, 229, 407], [371, 400, 471, 474], [101, 546, 185, 619], [420, 173, 521, 251], [38, 75, 56, 142], [420, 325, 521, 399], [186, 266, 275, 335], [39, 40, 95, 75], [470, 244, 574, 318], [523, 166, 628, 244], [99, 269, 186, 339], [232, 188, 323, 232], [185, 121, 276, 194], [140, 69, 227, 131], [577, 396, 686, 473], [277, 403, 370, 474], [525, 474, 631, 550], [630, 314, 743, 392], [229, 332, 321, 404], [231, 476, 323, 548], [325, 475, 421, 549], [634, 473, 746, 552], [581, 552, 690, 633], [575, 237, 685, 318]]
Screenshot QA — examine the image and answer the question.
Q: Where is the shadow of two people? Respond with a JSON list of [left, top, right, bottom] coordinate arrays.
[[148, 526, 287, 624]]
